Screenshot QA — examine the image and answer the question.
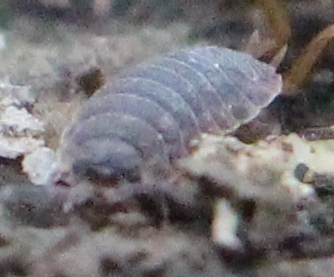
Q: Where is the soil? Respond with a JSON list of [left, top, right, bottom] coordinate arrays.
[[0, 1, 334, 276]]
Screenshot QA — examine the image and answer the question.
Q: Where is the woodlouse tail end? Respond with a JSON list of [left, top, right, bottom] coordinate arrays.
[[269, 45, 287, 69]]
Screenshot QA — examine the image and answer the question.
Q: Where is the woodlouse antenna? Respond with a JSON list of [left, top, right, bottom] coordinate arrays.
[[283, 24, 334, 96], [257, 0, 334, 96], [250, 0, 289, 68]]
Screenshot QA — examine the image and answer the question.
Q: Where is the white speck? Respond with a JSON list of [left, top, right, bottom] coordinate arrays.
[[157, 134, 163, 140], [22, 147, 58, 185], [212, 199, 243, 250]]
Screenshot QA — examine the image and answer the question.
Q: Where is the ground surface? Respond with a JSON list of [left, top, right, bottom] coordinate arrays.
[[0, 1, 334, 276]]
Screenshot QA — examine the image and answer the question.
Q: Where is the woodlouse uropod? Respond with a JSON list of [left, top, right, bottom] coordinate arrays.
[[58, 46, 282, 182]]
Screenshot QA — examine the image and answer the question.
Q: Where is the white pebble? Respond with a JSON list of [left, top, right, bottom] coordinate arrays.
[[22, 147, 57, 185]]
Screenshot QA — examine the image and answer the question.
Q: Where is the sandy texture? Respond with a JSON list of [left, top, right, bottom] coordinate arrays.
[[0, 1, 333, 276]]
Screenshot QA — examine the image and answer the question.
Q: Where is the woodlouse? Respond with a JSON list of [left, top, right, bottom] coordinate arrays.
[[59, 46, 282, 181]]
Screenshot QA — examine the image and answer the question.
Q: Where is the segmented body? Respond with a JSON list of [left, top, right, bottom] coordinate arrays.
[[60, 46, 282, 180]]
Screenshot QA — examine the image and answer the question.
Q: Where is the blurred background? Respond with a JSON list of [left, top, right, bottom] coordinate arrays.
[[0, 1, 333, 277], [0, 0, 333, 134]]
